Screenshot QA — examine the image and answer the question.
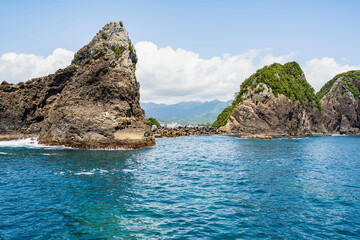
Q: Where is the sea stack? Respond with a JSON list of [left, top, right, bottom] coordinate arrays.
[[318, 70, 360, 134], [213, 62, 328, 136], [0, 22, 155, 148]]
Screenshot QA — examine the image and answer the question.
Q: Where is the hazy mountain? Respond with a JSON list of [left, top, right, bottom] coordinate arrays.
[[141, 100, 232, 125]]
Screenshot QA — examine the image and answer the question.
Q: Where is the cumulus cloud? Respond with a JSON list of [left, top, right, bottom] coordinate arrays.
[[0, 48, 74, 83], [1, 43, 359, 104], [303, 57, 360, 91], [135, 41, 294, 104]]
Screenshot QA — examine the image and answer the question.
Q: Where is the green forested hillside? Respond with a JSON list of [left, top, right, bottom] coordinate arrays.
[[212, 62, 320, 128], [316, 70, 360, 100]]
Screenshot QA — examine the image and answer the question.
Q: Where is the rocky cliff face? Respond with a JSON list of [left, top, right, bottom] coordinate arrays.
[[213, 62, 327, 136], [318, 70, 360, 134], [0, 22, 155, 148]]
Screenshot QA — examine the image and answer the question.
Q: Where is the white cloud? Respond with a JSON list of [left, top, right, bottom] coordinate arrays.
[[303, 57, 360, 91], [0, 48, 74, 83], [135, 41, 293, 104], [1, 43, 359, 104]]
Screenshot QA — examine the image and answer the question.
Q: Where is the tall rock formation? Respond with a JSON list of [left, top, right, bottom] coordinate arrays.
[[318, 70, 360, 134], [213, 62, 327, 136], [0, 22, 155, 148]]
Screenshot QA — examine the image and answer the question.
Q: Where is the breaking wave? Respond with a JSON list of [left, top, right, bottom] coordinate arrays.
[[0, 138, 72, 150]]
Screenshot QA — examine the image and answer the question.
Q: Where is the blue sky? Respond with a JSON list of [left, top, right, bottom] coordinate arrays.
[[1, 0, 360, 103], [1, 0, 359, 63]]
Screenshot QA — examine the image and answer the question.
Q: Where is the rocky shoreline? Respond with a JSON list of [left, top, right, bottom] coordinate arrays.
[[152, 126, 226, 138], [151, 126, 333, 139], [0, 133, 39, 141]]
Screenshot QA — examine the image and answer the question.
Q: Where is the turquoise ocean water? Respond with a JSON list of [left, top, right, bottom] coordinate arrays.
[[0, 135, 359, 239]]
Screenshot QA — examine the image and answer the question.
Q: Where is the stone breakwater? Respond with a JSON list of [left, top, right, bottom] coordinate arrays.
[[151, 126, 313, 139], [152, 126, 226, 138]]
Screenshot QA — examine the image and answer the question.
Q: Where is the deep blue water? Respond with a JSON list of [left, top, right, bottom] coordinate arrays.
[[0, 135, 360, 239]]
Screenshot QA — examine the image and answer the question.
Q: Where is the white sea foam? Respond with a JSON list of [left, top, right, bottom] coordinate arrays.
[[0, 138, 143, 151], [0, 138, 72, 150], [0, 151, 9, 155], [74, 168, 109, 176], [75, 171, 94, 175]]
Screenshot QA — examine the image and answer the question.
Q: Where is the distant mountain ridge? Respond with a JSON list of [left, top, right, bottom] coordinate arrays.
[[141, 100, 232, 125]]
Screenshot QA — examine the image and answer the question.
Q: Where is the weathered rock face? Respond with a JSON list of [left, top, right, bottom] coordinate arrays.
[[214, 62, 328, 136], [229, 85, 326, 136], [0, 22, 155, 148], [318, 71, 360, 134]]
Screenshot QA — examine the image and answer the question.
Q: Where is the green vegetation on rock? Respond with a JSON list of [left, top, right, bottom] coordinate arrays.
[[212, 105, 234, 128], [212, 62, 320, 128], [119, 21, 124, 27], [114, 47, 124, 56], [342, 79, 359, 100], [317, 70, 360, 100], [238, 62, 319, 108], [127, 40, 137, 62], [146, 117, 161, 128], [128, 43, 134, 53]]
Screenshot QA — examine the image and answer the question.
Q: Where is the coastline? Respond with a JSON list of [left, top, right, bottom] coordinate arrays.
[[0, 134, 155, 150], [0, 131, 353, 150], [151, 127, 339, 139], [152, 126, 226, 138], [39, 139, 156, 150]]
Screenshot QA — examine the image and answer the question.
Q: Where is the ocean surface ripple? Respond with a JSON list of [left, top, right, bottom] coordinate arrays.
[[0, 135, 360, 239]]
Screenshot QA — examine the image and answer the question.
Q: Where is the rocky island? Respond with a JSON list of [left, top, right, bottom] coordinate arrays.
[[213, 62, 328, 136], [318, 70, 360, 134], [0, 22, 155, 149], [213, 62, 360, 137]]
